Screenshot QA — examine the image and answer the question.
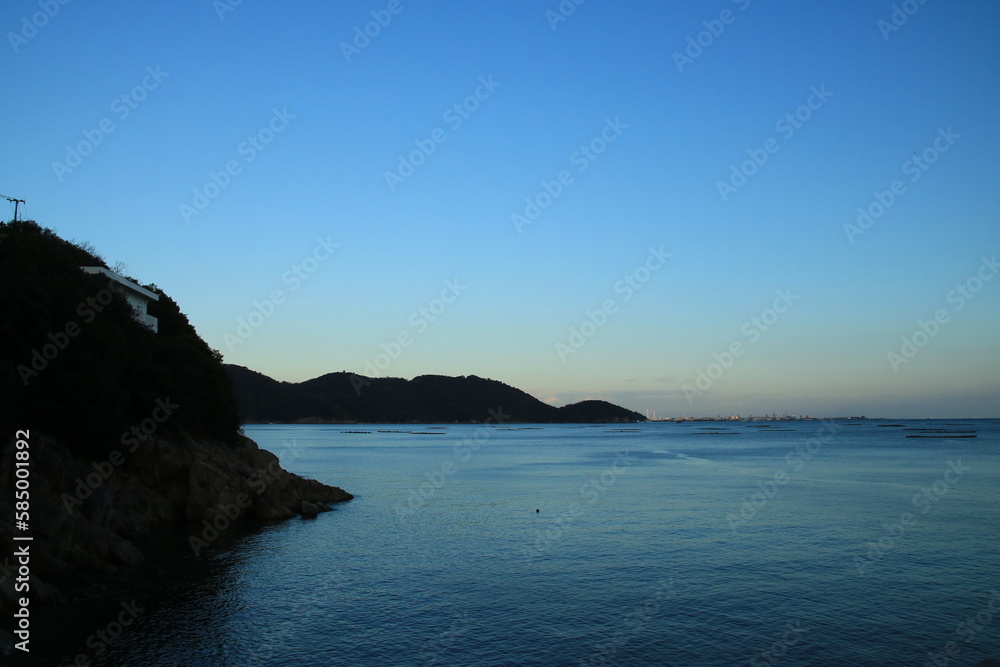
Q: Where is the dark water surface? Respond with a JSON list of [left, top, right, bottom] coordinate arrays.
[[33, 420, 1000, 665]]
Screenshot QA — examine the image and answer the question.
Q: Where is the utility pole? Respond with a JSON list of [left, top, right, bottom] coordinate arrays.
[[3, 195, 25, 223]]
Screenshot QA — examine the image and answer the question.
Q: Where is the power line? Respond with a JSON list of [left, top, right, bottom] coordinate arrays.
[[1, 194, 26, 223]]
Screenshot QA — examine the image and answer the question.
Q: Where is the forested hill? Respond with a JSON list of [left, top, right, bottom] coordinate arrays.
[[225, 365, 645, 424], [1, 219, 242, 451], [0, 220, 351, 619]]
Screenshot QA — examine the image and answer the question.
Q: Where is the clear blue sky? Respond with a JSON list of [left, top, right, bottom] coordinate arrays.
[[4, 0, 998, 418]]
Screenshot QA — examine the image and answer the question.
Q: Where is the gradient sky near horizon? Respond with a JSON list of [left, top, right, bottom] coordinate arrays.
[[3, 1, 998, 418]]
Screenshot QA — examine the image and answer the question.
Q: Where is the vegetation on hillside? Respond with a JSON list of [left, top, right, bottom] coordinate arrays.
[[0, 220, 242, 455]]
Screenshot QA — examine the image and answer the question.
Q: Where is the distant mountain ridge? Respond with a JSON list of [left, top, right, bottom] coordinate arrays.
[[224, 365, 645, 424]]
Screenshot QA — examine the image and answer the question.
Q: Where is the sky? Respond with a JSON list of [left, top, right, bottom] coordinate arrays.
[[3, 0, 998, 418]]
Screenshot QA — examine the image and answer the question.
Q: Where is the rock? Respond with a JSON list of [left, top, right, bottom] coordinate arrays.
[[0, 431, 352, 615], [82, 486, 117, 528], [29, 574, 63, 605], [109, 536, 145, 566]]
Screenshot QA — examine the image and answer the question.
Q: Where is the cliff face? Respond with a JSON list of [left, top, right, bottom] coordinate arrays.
[[0, 430, 351, 614]]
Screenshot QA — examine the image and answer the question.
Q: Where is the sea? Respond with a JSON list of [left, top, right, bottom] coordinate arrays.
[[30, 419, 1000, 666]]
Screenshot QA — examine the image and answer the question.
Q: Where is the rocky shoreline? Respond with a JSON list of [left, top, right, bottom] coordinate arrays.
[[0, 431, 351, 621]]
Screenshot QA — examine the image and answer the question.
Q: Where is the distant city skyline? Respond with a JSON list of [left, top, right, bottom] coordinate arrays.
[[3, 1, 998, 419]]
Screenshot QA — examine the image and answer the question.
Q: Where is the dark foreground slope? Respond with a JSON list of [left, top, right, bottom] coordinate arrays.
[[0, 221, 351, 632], [226, 365, 646, 423]]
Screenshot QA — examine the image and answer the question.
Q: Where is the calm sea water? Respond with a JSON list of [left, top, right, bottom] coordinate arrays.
[[33, 420, 1000, 666]]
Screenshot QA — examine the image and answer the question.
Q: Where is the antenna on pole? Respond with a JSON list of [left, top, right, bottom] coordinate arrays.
[[2, 195, 25, 223]]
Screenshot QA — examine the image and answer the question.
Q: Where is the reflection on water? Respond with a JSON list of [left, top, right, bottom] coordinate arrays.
[[30, 421, 1000, 666]]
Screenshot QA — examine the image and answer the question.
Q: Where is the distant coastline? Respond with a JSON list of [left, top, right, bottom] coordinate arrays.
[[225, 365, 646, 424]]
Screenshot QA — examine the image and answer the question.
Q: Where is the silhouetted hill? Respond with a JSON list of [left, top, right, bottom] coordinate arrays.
[[225, 366, 646, 423], [0, 220, 241, 451], [557, 399, 644, 423], [0, 221, 351, 620]]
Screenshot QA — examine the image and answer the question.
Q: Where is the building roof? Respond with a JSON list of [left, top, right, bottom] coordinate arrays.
[[80, 266, 160, 301]]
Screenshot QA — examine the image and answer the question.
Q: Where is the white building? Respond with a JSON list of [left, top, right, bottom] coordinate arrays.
[[81, 266, 160, 333]]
